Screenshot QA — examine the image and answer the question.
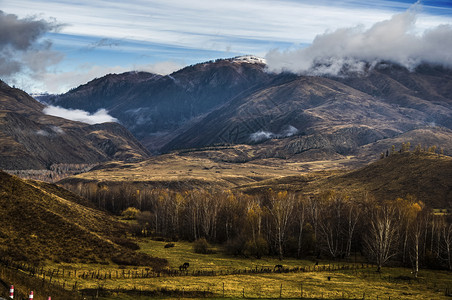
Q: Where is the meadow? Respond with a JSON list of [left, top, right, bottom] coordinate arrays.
[[28, 239, 451, 299]]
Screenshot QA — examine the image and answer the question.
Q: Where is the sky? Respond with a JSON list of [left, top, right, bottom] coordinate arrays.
[[1, 0, 452, 94]]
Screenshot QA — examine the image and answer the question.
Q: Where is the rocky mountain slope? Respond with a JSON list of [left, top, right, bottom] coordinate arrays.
[[163, 63, 452, 159], [0, 81, 150, 169], [39, 59, 452, 162], [39, 57, 272, 152]]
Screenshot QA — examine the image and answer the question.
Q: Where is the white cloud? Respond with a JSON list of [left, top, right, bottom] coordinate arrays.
[[2, 1, 452, 93], [43, 105, 118, 124], [4, 1, 451, 54], [250, 125, 299, 142], [51, 125, 64, 134], [250, 130, 274, 142], [266, 7, 452, 75], [38, 65, 131, 93], [281, 125, 298, 137], [36, 129, 49, 136]]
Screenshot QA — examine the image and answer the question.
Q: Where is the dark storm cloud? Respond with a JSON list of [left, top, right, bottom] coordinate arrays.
[[0, 10, 63, 78], [0, 10, 59, 50]]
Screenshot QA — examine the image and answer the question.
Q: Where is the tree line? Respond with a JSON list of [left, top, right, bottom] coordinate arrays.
[[62, 182, 452, 273]]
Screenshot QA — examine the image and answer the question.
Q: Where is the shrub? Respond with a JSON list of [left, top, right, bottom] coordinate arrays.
[[225, 235, 246, 256], [244, 236, 268, 259], [193, 238, 214, 254], [121, 207, 140, 220]]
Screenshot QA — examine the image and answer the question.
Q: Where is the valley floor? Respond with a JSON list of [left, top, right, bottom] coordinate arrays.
[[5, 239, 449, 300]]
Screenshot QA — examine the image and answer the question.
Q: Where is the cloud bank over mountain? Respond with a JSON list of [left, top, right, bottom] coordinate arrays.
[[266, 7, 452, 76], [43, 105, 118, 125]]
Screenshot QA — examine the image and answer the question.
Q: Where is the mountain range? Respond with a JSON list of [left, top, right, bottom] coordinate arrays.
[[2, 56, 452, 172], [39, 56, 271, 152], [37, 57, 452, 163]]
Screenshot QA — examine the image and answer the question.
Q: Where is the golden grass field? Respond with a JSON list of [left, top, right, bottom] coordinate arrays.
[[37, 239, 452, 300], [63, 151, 355, 189]]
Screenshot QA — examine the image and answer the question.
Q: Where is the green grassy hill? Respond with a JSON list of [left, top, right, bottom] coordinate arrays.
[[0, 170, 166, 268]]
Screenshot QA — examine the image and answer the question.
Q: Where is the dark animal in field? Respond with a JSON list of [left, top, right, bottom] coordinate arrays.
[[274, 264, 283, 271], [315, 261, 319, 266], [179, 262, 190, 271]]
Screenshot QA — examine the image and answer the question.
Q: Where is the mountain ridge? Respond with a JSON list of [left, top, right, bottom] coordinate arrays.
[[0, 80, 150, 169], [37, 58, 273, 152], [162, 63, 452, 158], [37, 59, 452, 162]]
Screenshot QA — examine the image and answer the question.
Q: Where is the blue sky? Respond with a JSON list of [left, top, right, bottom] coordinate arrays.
[[1, 0, 452, 93]]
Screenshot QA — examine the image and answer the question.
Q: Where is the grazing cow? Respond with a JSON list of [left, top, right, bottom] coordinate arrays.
[[179, 262, 190, 271]]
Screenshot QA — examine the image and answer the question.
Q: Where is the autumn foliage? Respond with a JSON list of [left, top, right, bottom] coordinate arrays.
[[63, 181, 452, 271]]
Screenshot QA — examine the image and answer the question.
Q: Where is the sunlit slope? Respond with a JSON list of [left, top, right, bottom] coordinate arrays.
[[241, 152, 452, 208], [0, 171, 167, 267]]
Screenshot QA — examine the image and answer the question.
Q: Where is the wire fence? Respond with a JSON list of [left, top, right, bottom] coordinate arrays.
[[0, 257, 375, 280], [1, 257, 451, 299]]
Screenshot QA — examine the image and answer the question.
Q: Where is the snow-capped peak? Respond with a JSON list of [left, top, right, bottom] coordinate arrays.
[[232, 55, 266, 65]]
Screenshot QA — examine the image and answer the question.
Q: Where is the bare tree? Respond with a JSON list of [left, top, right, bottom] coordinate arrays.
[[295, 195, 306, 258], [198, 190, 221, 240], [364, 200, 400, 272], [440, 216, 452, 270], [306, 196, 320, 255], [317, 191, 345, 258], [246, 196, 263, 244], [268, 190, 295, 260], [408, 202, 427, 278], [344, 194, 361, 258], [185, 191, 201, 240]]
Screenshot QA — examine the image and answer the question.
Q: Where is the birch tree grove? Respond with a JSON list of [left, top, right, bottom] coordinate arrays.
[[64, 181, 452, 271]]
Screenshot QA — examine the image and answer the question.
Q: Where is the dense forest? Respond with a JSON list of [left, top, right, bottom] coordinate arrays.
[[60, 181, 452, 275]]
